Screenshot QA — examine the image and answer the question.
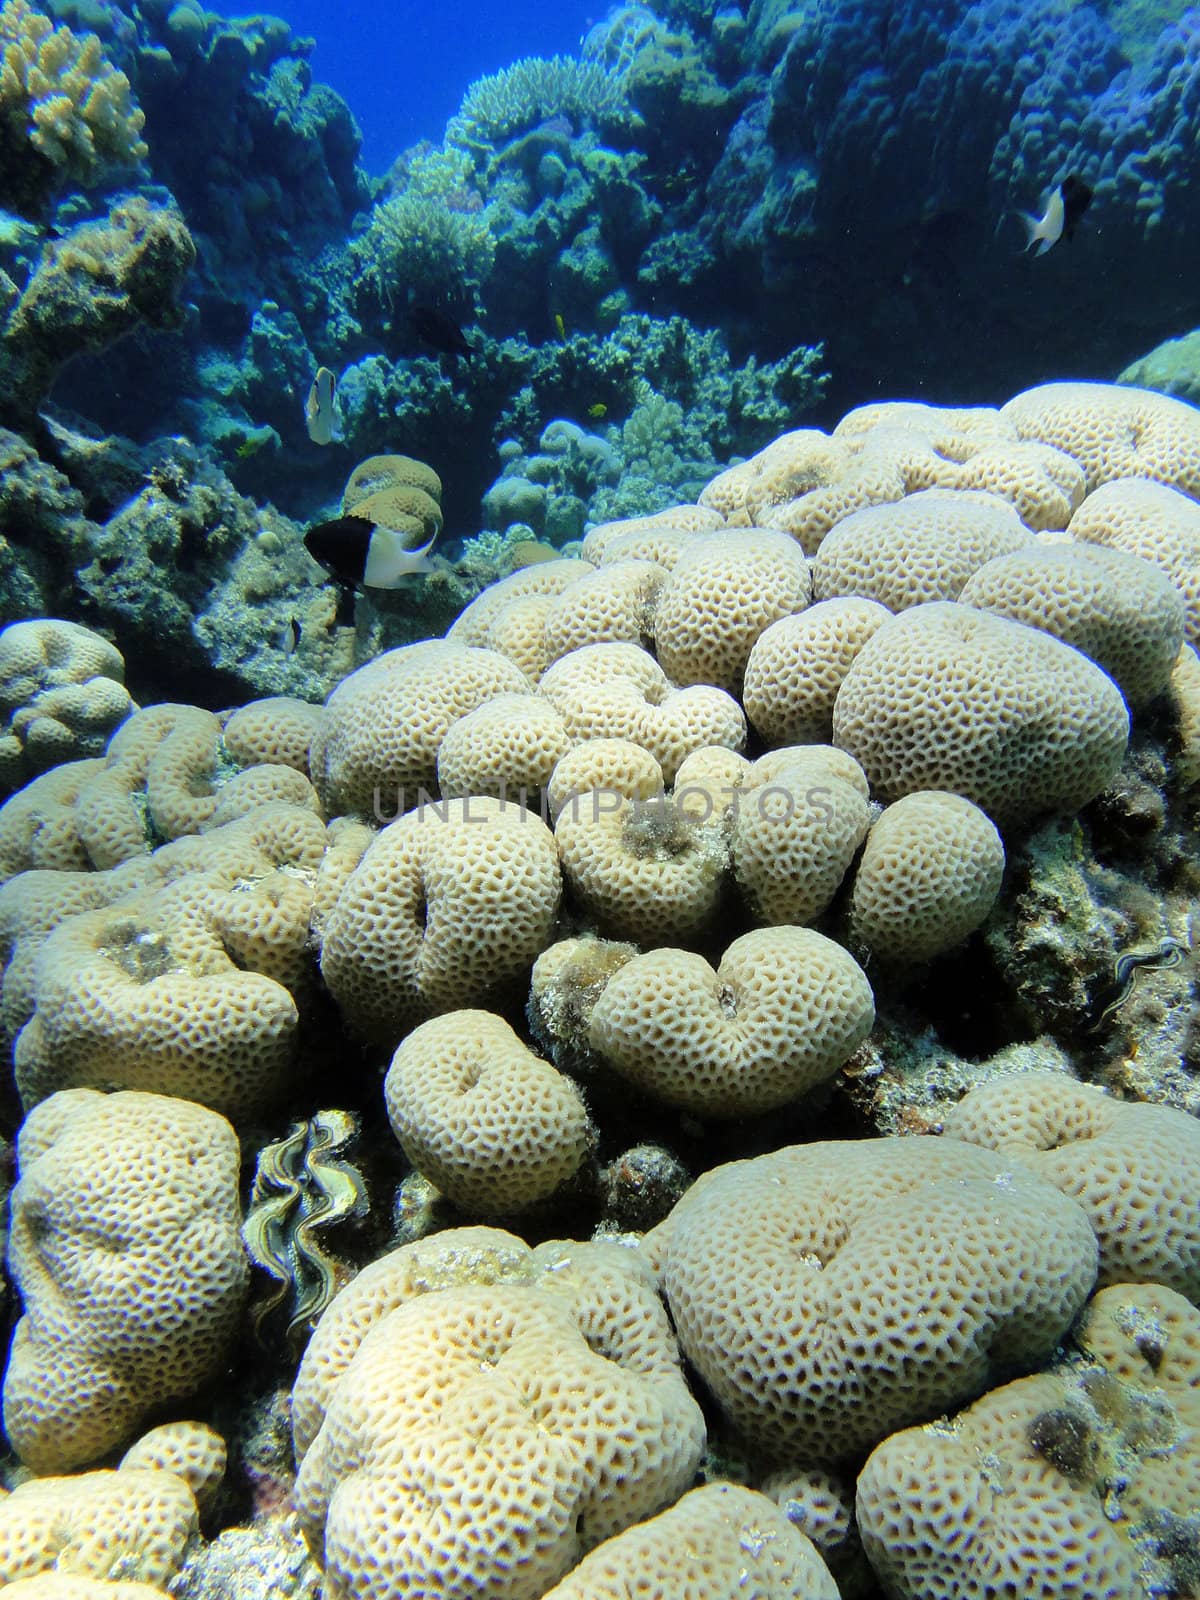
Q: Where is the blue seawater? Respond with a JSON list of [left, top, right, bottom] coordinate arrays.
[[266, 0, 605, 171]]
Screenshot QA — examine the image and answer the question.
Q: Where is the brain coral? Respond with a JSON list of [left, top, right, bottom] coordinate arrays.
[[4, 1088, 248, 1473], [436, 692, 572, 799], [0, 1466, 197, 1589], [812, 488, 1032, 610], [119, 1421, 226, 1518], [742, 598, 891, 746], [587, 927, 874, 1118], [546, 738, 664, 822], [0, 758, 104, 880], [856, 1281, 1200, 1600], [293, 1236, 705, 1600], [448, 559, 595, 650], [542, 560, 668, 665], [942, 1072, 1200, 1300], [731, 747, 871, 924], [320, 795, 561, 1045], [832, 602, 1130, 827], [648, 1136, 1097, 1463], [0, 619, 133, 793], [221, 695, 322, 775], [580, 506, 723, 566], [0, 699, 320, 882], [384, 1011, 594, 1214], [1002, 381, 1200, 498], [652, 528, 812, 692], [539, 642, 746, 782], [1067, 477, 1200, 645], [848, 791, 1005, 964], [555, 791, 728, 945], [959, 541, 1185, 705], [310, 640, 531, 816], [0, 1578, 170, 1598], [12, 803, 327, 1120], [292, 1225, 537, 1458], [540, 1483, 840, 1599]]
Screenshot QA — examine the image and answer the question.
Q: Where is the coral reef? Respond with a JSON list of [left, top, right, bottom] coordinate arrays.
[[0, 0, 147, 213], [0, 0, 1199, 1577], [0, 195, 194, 426]]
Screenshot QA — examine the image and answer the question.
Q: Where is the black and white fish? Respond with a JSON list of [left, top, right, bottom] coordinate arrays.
[[1020, 174, 1093, 255], [303, 514, 437, 589], [304, 366, 342, 445]]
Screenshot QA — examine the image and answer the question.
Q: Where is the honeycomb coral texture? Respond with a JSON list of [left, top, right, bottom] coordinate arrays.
[[4, 377, 1200, 1600]]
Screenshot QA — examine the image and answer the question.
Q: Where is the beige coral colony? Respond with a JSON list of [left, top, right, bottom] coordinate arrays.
[[1, 376, 1199, 1600]]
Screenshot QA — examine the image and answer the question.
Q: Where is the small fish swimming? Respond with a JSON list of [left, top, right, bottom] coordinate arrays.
[[303, 514, 437, 590], [587, 402, 608, 419], [554, 311, 567, 340], [1020, 174, 1093, 255], [280, 615, 300, 656], [305, 366, 341, 445], [409, 305, 473, 359]]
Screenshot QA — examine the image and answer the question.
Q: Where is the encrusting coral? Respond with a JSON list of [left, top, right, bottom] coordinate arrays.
[[0, 196, 195, 426]]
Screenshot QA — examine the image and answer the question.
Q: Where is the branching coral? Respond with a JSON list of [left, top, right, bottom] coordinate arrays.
[[353, 191, 496, 309], [0, 0, 147, 212], [447, 55, 635, 157]]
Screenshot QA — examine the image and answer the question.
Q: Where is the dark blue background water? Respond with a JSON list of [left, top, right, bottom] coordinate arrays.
[[269, 0, 608, 173]]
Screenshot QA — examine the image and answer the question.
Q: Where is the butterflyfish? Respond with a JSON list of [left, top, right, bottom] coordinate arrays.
[[305, 366, 342, 445]]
